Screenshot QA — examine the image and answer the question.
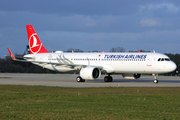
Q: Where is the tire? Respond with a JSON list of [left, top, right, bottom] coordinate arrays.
[[109, 76, 113, 82], [76, 76, 82, 82], [153, 79, 158, 84], [76, 76, 85, 82], [104, 76, 113, 82], [104, 76, 108, 82]]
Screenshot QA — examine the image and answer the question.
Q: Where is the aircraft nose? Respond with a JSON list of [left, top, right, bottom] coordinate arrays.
[[168, 62, 177, 72]]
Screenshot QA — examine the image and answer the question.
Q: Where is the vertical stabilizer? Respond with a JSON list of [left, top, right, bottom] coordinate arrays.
[[26, 25, 49, 54]]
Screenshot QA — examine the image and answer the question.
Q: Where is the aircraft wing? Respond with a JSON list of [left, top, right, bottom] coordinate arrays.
[[32, 60, 103, 70], [7, 48, 103, 70], [13, 59, 103, 70]]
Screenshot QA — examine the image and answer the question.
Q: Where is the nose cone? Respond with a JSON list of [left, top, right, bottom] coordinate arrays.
[[168, 61, 177, 72]]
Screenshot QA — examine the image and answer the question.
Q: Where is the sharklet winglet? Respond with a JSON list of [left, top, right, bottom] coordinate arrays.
[[7, 48, 15, 60]]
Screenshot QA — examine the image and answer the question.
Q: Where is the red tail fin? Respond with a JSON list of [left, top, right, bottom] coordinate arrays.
[[26, 25, 49, 54]]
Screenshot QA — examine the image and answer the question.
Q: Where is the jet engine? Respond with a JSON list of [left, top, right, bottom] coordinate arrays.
[[122, 73, 141, 79], [80, 67, 101, 80]]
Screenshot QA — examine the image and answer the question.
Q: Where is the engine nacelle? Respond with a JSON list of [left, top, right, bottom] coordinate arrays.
[[122, 73, 141, 79], [80, 67, 101, 80]]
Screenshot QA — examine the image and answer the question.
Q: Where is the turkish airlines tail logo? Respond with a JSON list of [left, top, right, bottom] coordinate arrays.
[[31, 36, 39, 48], [26, 25, 49, 54]]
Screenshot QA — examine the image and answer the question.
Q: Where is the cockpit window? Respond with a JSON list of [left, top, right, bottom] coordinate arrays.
[[165, 58, 170, 61], [157, 58, 171, 61], [158, 58, 161, 61]]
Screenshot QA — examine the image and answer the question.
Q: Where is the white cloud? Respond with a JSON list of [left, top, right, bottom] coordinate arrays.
[[163, 3, 179, 12], [86, 16, 97, 27], [140, 19, 161, 27], [140, 4, 161, 11], [140, 3, 179, 13]]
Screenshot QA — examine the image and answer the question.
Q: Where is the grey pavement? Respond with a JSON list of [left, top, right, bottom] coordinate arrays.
[[0, 73, 180, 87]]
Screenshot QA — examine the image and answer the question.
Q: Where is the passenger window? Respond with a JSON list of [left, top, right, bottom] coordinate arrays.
[[158, 58, 161, 61]]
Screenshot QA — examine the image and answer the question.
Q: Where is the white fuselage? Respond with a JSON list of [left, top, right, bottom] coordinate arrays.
[[24, 52, 177, 74]]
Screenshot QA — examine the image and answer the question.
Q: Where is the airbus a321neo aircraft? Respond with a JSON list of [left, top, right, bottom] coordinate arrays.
[[7, 25, 177, 83]]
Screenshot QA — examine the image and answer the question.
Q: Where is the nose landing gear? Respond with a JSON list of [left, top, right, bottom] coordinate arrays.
[[153, 74, 158, 84]]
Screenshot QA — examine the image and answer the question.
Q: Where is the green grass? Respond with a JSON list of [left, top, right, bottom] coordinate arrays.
[[0, 85, 180, 120]]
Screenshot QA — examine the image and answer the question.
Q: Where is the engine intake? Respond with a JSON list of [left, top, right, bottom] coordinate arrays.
[[80, 67, 101, 80]]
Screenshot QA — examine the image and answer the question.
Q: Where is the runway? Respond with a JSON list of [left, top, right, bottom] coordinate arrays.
[[1, 73, 180, 87]]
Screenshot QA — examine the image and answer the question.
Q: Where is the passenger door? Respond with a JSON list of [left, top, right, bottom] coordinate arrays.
[[146, 55, 153, 66]]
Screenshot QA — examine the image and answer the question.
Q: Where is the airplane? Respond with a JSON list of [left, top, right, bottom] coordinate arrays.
[[7, 25, 177, 83]]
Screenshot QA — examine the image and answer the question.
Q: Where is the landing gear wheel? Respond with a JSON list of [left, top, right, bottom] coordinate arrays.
[[76, 76, 85, 82], [154, 79, 158, 84], [104, 76, 108, 82], [104, 76, 113, 82]]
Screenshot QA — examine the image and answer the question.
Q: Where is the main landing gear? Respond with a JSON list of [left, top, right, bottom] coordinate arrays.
[[76, 76, 85, 82], [153, 74, 158, 84], [104, 74, 113, 82], [76, 74, 113, 82]]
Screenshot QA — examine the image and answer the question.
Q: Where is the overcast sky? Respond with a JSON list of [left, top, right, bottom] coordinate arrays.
[[1, 0, 180, 58]]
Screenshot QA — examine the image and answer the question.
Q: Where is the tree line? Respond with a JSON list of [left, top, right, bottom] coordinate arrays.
[[0, 47, 180, 75]]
